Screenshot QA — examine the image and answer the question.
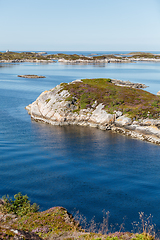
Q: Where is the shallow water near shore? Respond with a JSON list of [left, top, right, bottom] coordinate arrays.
[[0, 60, 160, 232]]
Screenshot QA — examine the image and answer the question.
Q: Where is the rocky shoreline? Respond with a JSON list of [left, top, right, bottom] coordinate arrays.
[[0, 57, 160, 64], [58, 57, 160, 64], [1, 57, 160, 64], [25, 78, 160, 145]]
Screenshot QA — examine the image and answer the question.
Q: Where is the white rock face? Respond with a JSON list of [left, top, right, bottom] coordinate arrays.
[[157, 90, 160, 95], [142, 119, 160, 126], [26, 85, 116, 128], [89, 103, 115, 125], [115, 116, 132, 126], [114, 110, 123, 118], [26, 83, 160, 145]]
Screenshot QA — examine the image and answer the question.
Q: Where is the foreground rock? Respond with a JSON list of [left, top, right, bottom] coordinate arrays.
[[26, 78, 160, 145]]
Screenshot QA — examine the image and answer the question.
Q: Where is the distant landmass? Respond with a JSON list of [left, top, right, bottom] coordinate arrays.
[[0, 51, 160, 63]]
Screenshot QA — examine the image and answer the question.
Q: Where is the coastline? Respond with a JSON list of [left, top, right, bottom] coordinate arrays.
[[1, 51, 160, 63], [1, 57, 160, 64]]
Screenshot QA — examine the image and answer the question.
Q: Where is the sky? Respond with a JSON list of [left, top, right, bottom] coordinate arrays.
[[0, 0, 160, 51]]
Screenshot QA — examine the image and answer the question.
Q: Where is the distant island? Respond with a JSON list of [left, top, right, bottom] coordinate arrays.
[[18, 74, 46, 78], [26, 78, 160, 145], [0, 51, 160, 63]]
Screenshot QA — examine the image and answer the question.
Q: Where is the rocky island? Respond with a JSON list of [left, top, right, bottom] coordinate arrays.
[[26, 78, 160, 145], [18, 75, 46, 79]]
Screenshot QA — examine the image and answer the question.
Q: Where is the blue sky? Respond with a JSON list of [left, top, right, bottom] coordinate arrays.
[[0, 0, 160, 51]]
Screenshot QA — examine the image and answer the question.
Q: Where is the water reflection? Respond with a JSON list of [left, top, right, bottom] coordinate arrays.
[[59, 62, 107, 67], [0, 63, 19, 68]]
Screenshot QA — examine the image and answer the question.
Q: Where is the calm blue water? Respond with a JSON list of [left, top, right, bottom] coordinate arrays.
[[0, 60, 160, 232]]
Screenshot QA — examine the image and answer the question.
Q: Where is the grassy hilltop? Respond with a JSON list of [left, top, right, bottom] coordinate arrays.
[[59, 78, 160, 120]]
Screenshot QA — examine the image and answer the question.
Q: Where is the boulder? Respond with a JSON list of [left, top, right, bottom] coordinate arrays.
[[142, 119, 160, 126], [115, 116, 132, 126], [89, 103, 115, 125]]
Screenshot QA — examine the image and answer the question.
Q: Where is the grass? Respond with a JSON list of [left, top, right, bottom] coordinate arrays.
[[60, 78, 160, 120]]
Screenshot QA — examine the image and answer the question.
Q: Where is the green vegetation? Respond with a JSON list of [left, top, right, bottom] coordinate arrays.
[[48, 53, 122, 61], [45, 98, 51, 103], [0, 193, 81, 239], [11, 206, 80, 239], [61, 78, 160, 119], [105, 234, 154, 240], [0, 51, 51, 61], [128, 52, 160, 59], [48, 52, 160, 61], [0, 192, 39, 216], [48, 53, 94, 61]]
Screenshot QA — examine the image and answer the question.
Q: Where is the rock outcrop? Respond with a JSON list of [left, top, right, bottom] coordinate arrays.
[[111, 79, 147, 89], [26, 79, 160, 145]]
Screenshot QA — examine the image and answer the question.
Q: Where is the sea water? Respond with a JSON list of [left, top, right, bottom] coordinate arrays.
[[0, 60, 160, 232]]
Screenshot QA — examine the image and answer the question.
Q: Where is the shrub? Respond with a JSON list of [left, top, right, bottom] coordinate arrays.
[[1, 192, 39, 216]]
